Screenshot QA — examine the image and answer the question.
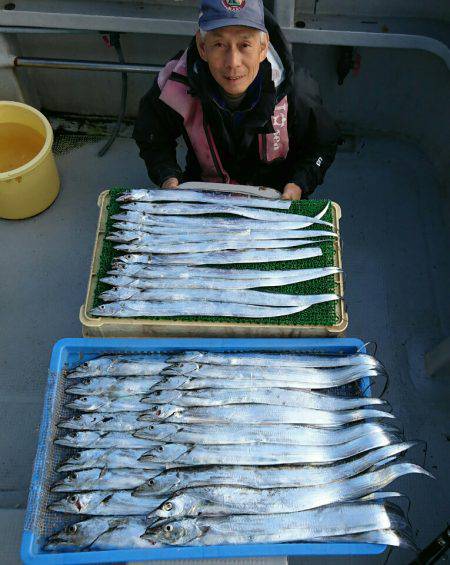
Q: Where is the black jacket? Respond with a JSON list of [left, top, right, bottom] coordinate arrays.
[[133, 11, 340, 196]]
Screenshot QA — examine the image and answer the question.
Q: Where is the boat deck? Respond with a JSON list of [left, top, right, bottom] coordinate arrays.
[[1, 133, 449, 564]]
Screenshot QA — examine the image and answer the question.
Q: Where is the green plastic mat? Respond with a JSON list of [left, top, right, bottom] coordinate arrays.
[[92, 188, 340, 326]]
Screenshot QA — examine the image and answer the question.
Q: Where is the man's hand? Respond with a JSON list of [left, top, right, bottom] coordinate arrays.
[[161, 177, 179, 189], [282, 183, 302, 200]]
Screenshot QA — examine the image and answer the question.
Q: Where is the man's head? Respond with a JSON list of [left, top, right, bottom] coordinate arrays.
[[196, 0, 269, 97]]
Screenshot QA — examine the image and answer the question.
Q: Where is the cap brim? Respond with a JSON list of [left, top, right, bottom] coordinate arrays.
[[200, 18, 267, 33]]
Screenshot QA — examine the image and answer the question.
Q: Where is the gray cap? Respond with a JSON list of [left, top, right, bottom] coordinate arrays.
[[199, 0, 267, 33]]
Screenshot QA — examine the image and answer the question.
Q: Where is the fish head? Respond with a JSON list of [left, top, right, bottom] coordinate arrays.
[[111, 213, 128, 221], [57, 413, 89, 430], [49, 492, 104, 514], [156, 493, 196, 519], [118, 253, 140, 264], [143, 390, 183, 405], [65, 395, 106, 412], [58, 413, 111, 430], [44, 518, 108, 550], [143, 519, 203, 546], [51, 469, 99, 492], [109, 262, 129, 274], [57, 449, 93, 472], [71, 357, 107, 376], [140, 443, 188, 464], [141, 404, 181, 421], [55, 430, 101, 448], [65, 377, 97, 395], [136, 423, 181, 441], [134, 471, 182, 496], [115, 192, 134, 202], [99, 288, 128, 301], [90, 303, 126, 317]]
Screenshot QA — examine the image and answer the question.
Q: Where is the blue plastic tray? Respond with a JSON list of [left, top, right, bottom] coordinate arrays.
[[22, 337, 386, 564]]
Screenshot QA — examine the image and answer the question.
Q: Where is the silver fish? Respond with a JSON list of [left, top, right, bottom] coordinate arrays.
[[51, 468, 164, 492], [55, 430, 161, 449], [68, 355, 169, 378], [112, 211, 331, 231], [119, 246, 320, 267], [66, 376, 163, 397], [49, 491, 165, 516], [113, 237, 324, 254], [111, 246, 323, 265], [168, 351, 383, 369], [110, 263, 340, 281], [163, 363, 379, 388], [113, 220, 251, 235], [66, 395, 151, 413], [108, 228, 252, 243], [102, 270, 337, 290], [113, 222, 337, 240], [100, 274, 324, 292], [121, 202, 333, 227], [135, 443, 415, 495], [134, 421, 397, 446], [99, 288, 338, 309], [58, 412, 151, 432], [90, 294, 338, 318], [143, 502, 404, 545], [141, 403, 393, 426], [154, 463, 431, 518], [45, 517, 157, 551], [139, 432, 400, 466], [116, 188, 292, 210], [145, 372, 380, 392], [58, 448, 166, 472], [142, 388, 385, 410]]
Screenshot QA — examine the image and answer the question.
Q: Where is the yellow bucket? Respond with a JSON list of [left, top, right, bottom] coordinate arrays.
[[0, 101, 60, 219]]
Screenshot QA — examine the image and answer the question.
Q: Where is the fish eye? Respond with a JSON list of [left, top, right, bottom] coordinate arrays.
[[164, 524, 173, 532], [81, 397, 87, 402], [68, 431, 77, 437], [66, 524, 77, 534], [157, 446, 164, 452], [73, 453, 81, 460], [155, 391, 161, 396], [82, 379, 91, 384], [83, 362, 88, 368], [148, 479, 154, 485], [68, 495, 78, 503], [74, 415, 81, 421], [149, 425, 154, 430], [163, 501, 173, 511], [69, 473, 77, 480]]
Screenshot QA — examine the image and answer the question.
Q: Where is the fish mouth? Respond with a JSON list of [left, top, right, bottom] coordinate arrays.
[[48, 502, 68, 513], [44, 535, 70, 550], [50, 481, 69, 492]]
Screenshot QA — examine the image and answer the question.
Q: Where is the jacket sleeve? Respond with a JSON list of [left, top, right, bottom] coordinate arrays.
[[132, 78, 184, 187], [286, 71, 340, 196]]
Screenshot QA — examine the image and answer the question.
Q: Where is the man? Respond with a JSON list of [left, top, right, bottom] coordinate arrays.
[[133, 0, 339, 200]]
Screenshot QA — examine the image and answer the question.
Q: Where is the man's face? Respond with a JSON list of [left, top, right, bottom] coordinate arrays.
[[196, 26, 268, 97]]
